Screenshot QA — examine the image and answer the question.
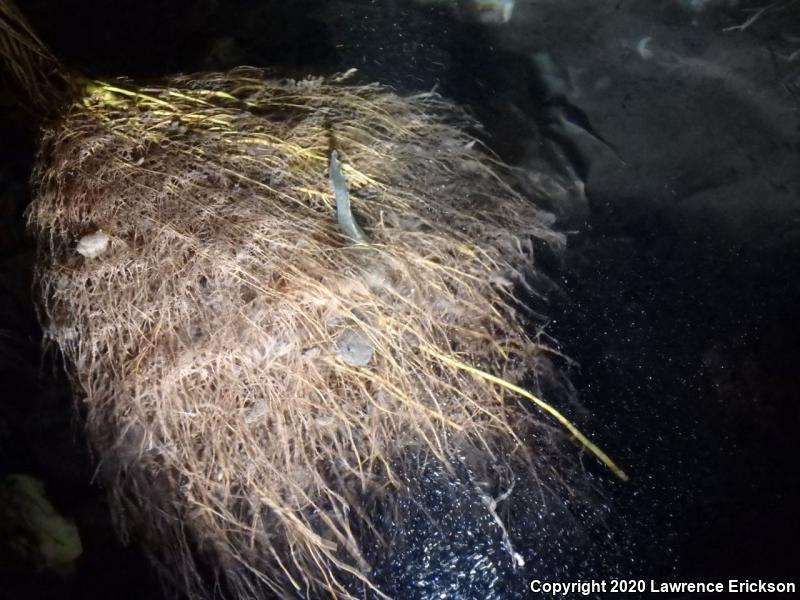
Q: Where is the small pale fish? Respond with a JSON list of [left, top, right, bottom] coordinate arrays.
[[330, 150, 369, 244]]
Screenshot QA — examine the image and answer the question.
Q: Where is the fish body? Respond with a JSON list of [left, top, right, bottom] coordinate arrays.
[[330, 150, 368, 244]]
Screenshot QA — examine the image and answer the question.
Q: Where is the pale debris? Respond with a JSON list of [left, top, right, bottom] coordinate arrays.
[[336, 328, 374, 367], [76, 230, 109, 258]]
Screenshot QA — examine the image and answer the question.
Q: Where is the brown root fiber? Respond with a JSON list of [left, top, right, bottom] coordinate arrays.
[[29, 69, 577, 598], [0, 0, 68, 117]]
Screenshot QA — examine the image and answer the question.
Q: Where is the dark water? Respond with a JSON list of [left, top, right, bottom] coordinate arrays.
[[2, 1, 798, 598]]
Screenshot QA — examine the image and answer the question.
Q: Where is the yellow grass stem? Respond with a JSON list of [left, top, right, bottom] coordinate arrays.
[[84, 80, 176, 109], [421, 344, 630, 481]]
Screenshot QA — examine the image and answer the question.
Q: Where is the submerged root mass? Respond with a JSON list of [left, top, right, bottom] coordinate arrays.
[[29, 69, 571, 598]]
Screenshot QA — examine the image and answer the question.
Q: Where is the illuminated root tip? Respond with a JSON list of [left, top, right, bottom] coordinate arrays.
[[421, 344, 630, 482]]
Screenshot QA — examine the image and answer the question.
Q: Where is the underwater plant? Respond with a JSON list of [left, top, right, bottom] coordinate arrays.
[[1, 1, 625, 597]]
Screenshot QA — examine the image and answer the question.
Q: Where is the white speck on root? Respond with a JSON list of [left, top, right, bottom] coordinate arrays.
[[76, 230, 109, 258]]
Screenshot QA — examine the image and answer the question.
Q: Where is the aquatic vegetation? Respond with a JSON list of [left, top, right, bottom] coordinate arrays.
[[2, 1, 626, 597]]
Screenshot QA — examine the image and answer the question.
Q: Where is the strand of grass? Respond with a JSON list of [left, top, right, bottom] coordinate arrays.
[[0, 2, 66, 111], [0, 2, 50, 57], [722, 1, 778, 32], [83, 79, 176, 109], [421, 344, 629, 482]]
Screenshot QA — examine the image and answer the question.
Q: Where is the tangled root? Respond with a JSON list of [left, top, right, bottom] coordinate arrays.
[[29, 69, 571, 598]]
